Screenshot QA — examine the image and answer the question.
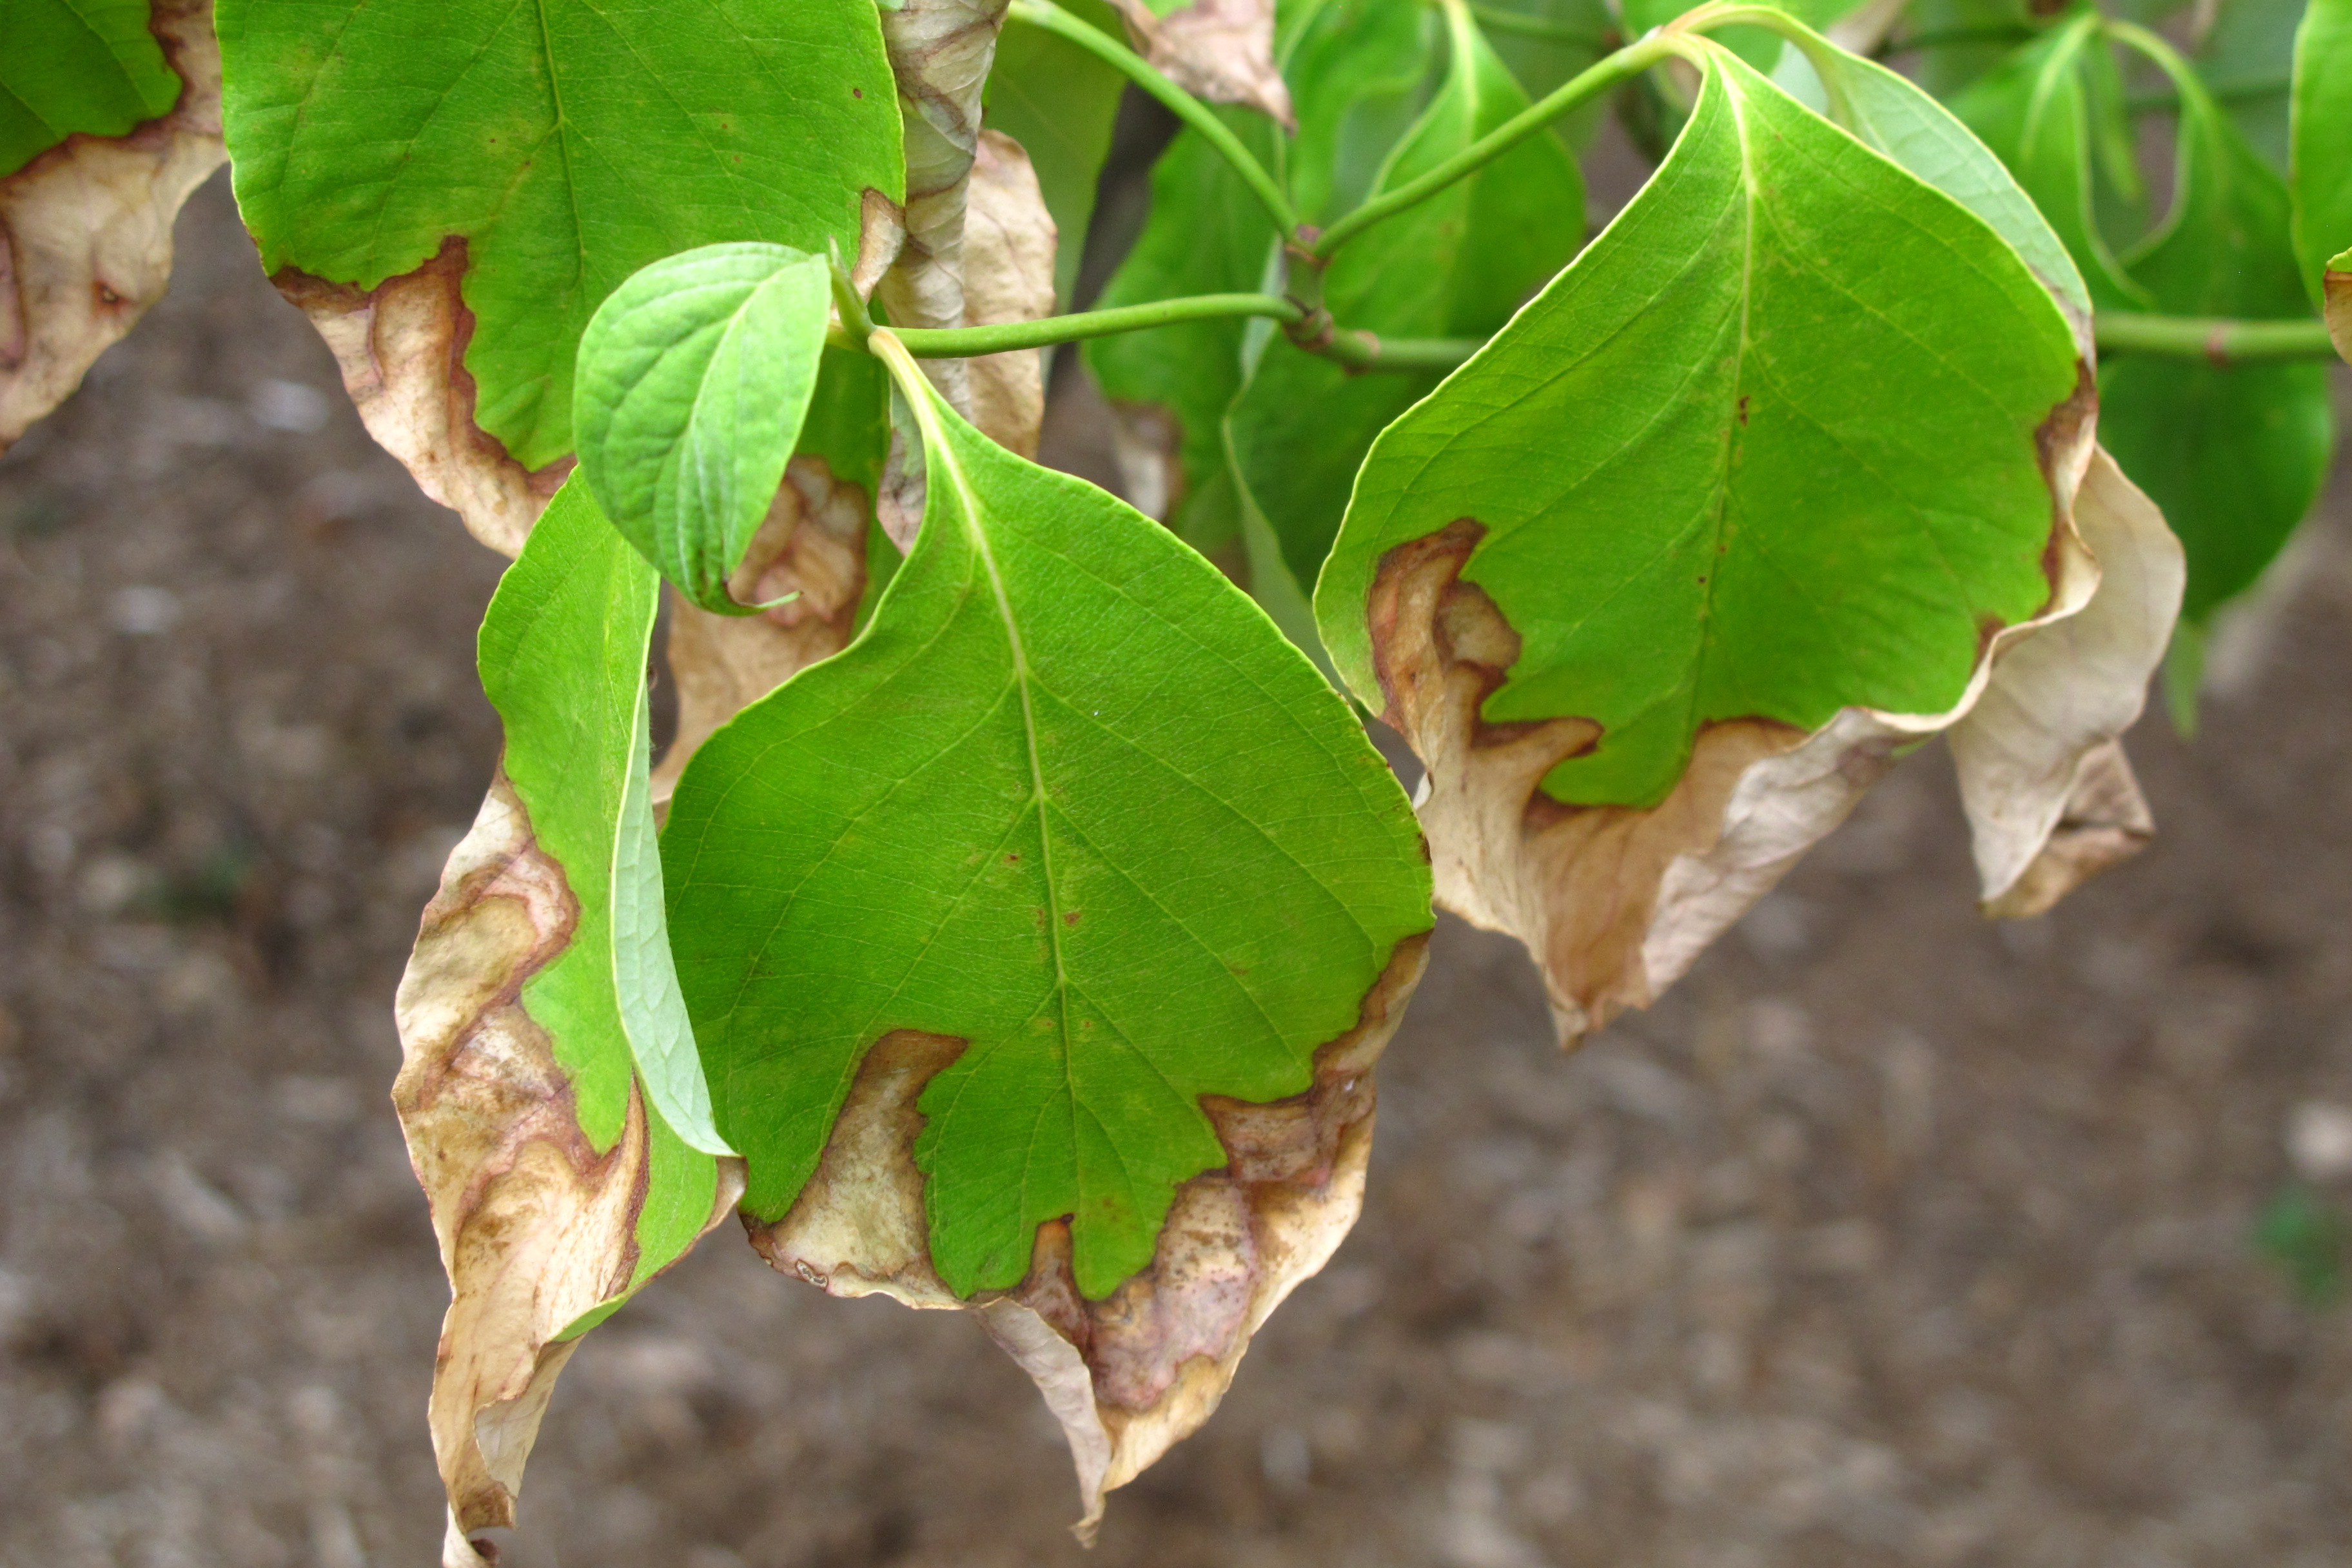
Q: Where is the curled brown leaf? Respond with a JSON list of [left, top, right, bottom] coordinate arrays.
[[1108, 0, 1294, 128], [962, 130, 1059, 458], [0, 0, 226, 451], [745, 936, 1427, 1538], [877, 0, 1014, 416]]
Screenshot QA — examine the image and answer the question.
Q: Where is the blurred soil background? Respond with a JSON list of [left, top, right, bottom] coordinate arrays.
[[8, 156, 2352, 1568]]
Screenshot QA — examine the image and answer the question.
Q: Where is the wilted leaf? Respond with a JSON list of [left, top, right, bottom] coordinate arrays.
[[1, 0, 224, 451], [573, 244, 834, 612], [986, 0, 1128, 306], [2293, 0, 2352, 302], [1950, 449, 2182, 916], [663, 332, 1431, 1528], [1231, 0, 1583, 599], [2100, 50, 2333, 645], [1109, 0, 1295, 126], [217, 0, 900, 549], [1315, 43, 2151, 1037], [1954, 12, 2154, 308], [962, 129, 1060, 458], [397, 478, 739, 1567]]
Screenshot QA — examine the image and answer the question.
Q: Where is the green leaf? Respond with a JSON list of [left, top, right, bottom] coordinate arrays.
[[1230, 0, 1583, 595], [1470, 0, 1617, 111], [481, 477, 732, 1171], [1317, 41, 2085, 809], [1279, 0, 1440, 224], [2100, 55, 2334, 629], [573, 243, 834, 614], [1953, 12, 2155, 308], [2194, 0, 2304, 170], [2293, 0, 2352, 302], [1083, 0, 1433, 532], [664, 334, 1432, 1301], [1083, 110, 1284, 529], [395, 478, 738, 1541], [0, 0, 181, 177], [986, 0, 1128, 306], [1781, 32, 2093, 333], [217, 0, 902, 469]]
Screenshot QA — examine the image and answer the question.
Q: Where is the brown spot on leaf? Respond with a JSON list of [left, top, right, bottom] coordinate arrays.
[[746, 936, 1429, 1542], [273, 238, 571, 558], [395, 775, 745, 1558]]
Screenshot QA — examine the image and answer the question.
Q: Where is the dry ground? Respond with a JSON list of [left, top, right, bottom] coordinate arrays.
[[5, 173, 2352, 1568]]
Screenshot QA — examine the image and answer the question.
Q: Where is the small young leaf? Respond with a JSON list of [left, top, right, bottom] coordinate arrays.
[[1953, 12, 2154, 308], [1230, 0, 1583, 596], [1316, 43, 2153, 1035], [2101, 53, 2335, 642], [397, 476, 738, 1562], [1, 0, 181, 177], [0, 0, 222, 451], [218, 0, 901, 545], [2293, 0, 2352, 303], [573, 244, 834, 614]]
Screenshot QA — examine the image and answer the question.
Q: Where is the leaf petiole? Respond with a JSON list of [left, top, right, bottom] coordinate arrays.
[[2093, 312, 2340, 362], [893, 293, 1302, 357], [1004, 0, 1302, 239]]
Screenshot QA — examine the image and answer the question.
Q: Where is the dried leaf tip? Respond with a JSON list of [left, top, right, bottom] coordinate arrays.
[[744, 936, 1427, 1537]]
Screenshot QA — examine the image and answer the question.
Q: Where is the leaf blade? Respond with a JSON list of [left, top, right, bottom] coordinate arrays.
[[573, 242, 834, 613]]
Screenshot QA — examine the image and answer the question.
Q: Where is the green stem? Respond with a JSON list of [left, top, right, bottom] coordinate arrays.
[[1679, 3, 1854, 124], [1004, 0, 1302, 239], [2093, 312, 2339, 362], [1312, 33, 1682, 259], [1312, 331, 1486, 373], [893, 294, 1302, 357]]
